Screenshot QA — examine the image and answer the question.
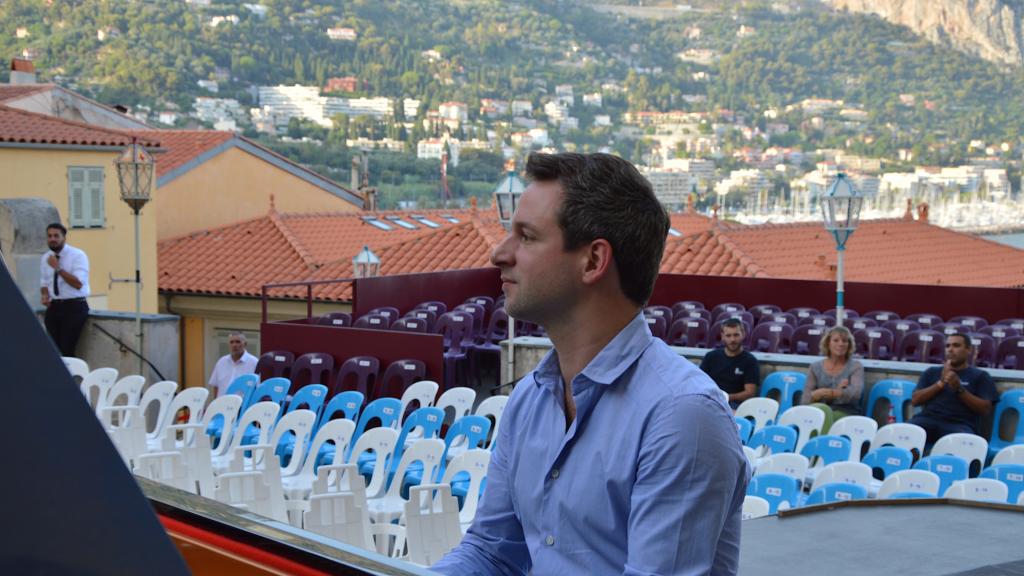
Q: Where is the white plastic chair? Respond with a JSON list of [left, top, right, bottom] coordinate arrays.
[[877, 470, 941, 499], [137, 381, 178, 438], [777, 405, 825, 453], [282, 419, 356, 501], [474, 395, 509, 450], [870, 423, 926, 460], [213, 401, 282, 474], [809, 461, 873, 493], [742, 495, 770, 520], [993, 444, 1024, 466], [158, 422, 216, 496], [105, 375, 147, 410], [435, 387, 476, 427], [828, 416, 878, 461], [134, 450, 192, 492], [439, 449, 491, 530], [404, 483, 462, 565], [945, 478, 1009, 503], [215, 444, 288, 522], [755, 453, 809, 488], [932, 433, 989, 475], [267, 409, 317, 477], [100, 404, 147, 466], [79, 367, 118, 410], [371, 523, 408, 559], [62, 356, 90, 382], [304, 463, 373, 549], [736, 397, 779, 432], [401, 380, 441, 446], [201, 395, 244, 458], [347, 427, 400, 498], [366, 438, 445, 525], [148, 387, 209, 451]]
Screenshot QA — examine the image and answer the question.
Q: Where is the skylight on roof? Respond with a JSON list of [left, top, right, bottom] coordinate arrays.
[[361, 216, 393, 231], [410, 215, 441, 228], [668, 228, 683, 237], [385, 216, 418, 230], [440, 215, 460, 223]]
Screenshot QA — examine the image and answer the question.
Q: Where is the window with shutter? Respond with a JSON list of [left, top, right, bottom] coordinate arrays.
[[67, 167, 105, 228]]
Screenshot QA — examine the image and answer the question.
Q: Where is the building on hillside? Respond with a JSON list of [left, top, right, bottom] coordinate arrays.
[[326, 27, 357, 41], [511, 100, 533, 117], [257, 85, 329, 128], [644, 170, 694, 209], [142, 130, 363, 240], [324, 96, 392, 119], [0, 105, 161, 313], [417, 138, 460, 166], [403, 98, 421, 119], [325, 77, 360, 93], [438, 102, 469, 124]]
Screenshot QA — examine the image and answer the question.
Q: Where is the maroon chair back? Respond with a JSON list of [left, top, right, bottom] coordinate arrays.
[[667, 317, 708, 348], [791, 325, 827, 356], [710, 302, 746, 322], [643, 314, 668, 342], [787, 307, 820, 322], [672, 300, 705, 318], [883, 319, 922, 353], [368, 306, 400, 326], [898, 329, 945, 363], [290, 352, 335, 394], [333, 355, 380, 397], [749, 304, 782, 323], [404, 309, 438, 332], [317, 312, 352, 327], [748, 322, 794, 353], [981, 325, 1020, 348], [849, 318, 878, 331], [759, 312, 798, 329], [454, 302, 486, 337], [996, 336, 1024, 369], [391, 317, 429, 333], [714, 309, 755, 327], [256, 350, 294, 382], [676, 307, 712, 324], [823, 308, 859, 319], [904, 313, 943, 328], [967, 333, 997, 367], [644, 305, 673, 323], [415, 301, 447, 315], [354, 312, 391, 330], [863, 310, 900, 324], [377, 359, 428, 399], [799, 314, 836, 328], [950, 315, 988, 330], [854, 327, 894, 360]]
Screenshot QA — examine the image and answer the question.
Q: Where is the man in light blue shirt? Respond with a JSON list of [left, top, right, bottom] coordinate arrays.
[[433, 153, 749, 575]]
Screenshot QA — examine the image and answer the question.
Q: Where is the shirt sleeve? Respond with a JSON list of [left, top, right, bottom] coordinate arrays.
[[745, 355, 760, 386], [623, 393, 748, 576], [699, 352, 712, 373], [40, 252, 51, 288], [432, 396, 530, 576], [802, 363, 819, 404], [69, 249, 89, 284], [915, 368, 935, 391], [838, 361, 864, 404]]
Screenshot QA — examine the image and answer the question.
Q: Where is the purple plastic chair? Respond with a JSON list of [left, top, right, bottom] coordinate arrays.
[[672, 300, 705, 317], [415, 301, 448, 315], [677, 308, 712, 323], [368, 306, 400, 326], [854, 327, 894, 360], [713, 309, 755, 327], [644, 314, 668, 342], [391, 317, 429, 333], [333, 355, 380, 397], [748, 322, 794, 353], [435, 311, 475, 390], [290, 352, 335, 394], [711, 302, 746, 321], [997, 336, 1024, 369], [950, 316, 989, 331], [749, 304, 782, 323], [883, 319, 922, 354], [905, 313, 943, 328], [997, 318, 1024, 331], [967, 333, 997, 367], [404, 309, 437, 332], [464, 295, 494, 314], [644, 305, 673, 322], [256, 350, 293, 382], [455, 302, 487, 336], [849, 318, 878, 331], [791, 325, 827, 356], [898, 330, 945, 363], [354, 312, 390, 330], [376, 359, 428, 400], [824, 308, 859, 319], [800, 314, 836, 328], [981, 325, 1020, 347], [470, 308, 509, 385], [667, 317, 709, 348], [863, 310, 900, 324], [759, 312, 798, 329], [933, 322, 964, 338], [787, 307, 820, 321], [317, 312, 352, 327]]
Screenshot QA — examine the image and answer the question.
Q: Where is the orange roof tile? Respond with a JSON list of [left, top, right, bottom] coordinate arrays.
[[0, 105, 160, 148], [142, 130, 235, 178], [0, 83, 51, 102]]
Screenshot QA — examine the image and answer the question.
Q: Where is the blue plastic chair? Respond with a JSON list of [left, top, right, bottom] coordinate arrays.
[[317, 391, 364, 431], [404, 415, 492, 494], [315, 395, 396, 469], [800, 434, 852, 468], [206, 373, 259, 441], [989, 389, 1024, 461], [804, 482, 868, 506], [865, 379, 915, 425], [359, 407, 446, 489], [747, 473, 801, 514], [238, 377, 292, 446], [914, 454, 969, 497], [887, 491, 934, 499], [273, 384, 328, 462], [749, 425, 798, 456], [980, 464, 1024, 503], [761, 372, 806, 414], [862, 446, 914, 481], [735, 416, 754, 446]]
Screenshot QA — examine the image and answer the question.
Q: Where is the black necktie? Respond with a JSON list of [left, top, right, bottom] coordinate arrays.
[[53, 254, 60, 297]]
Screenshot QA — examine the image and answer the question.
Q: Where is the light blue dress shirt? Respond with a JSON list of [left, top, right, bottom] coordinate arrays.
[[433, 313, 749, 575]]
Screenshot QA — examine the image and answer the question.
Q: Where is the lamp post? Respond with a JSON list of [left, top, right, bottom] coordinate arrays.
[[352, 245, 380, 279], [114, 137, 155, 375], [820, 173, 863, 327], [494, 160, 524, 231]]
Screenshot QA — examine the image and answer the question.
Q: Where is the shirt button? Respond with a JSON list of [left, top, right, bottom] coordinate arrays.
[[551, 468, 560, 479], [545, 535, 555, 546]]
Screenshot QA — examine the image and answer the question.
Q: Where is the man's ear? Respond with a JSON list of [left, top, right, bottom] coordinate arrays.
[[580, 239, 613, 286]]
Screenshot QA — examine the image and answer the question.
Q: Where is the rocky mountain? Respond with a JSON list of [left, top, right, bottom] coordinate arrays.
[[828, 0, 1024, 66]]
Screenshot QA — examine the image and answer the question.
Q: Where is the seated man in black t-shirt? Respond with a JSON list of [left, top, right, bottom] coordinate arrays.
[[699, 318, 760, 409], [909, 332, 999, 445]]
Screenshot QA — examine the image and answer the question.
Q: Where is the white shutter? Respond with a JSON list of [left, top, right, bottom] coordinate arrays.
[[68, 168, 85, 226], [86, 168, 104, 227], [67, 167, 105, 228]]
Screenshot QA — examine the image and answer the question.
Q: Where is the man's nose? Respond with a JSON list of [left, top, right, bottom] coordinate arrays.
[[491, 234, 515, 267]]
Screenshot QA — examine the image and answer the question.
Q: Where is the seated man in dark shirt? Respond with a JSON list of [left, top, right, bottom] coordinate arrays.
[[909, 332, 999, 445], [700, 318, 760, 409]]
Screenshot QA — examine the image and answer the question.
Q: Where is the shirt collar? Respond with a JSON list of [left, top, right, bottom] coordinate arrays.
[[532, 312, 654, 390]]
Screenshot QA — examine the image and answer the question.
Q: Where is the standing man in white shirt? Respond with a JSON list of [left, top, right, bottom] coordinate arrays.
[[208, 332, 258, 398], [40, 223, 90, 356]]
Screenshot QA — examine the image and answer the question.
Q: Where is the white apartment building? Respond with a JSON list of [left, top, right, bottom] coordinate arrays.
[[438, 102, 469, 123], [511, 100, 533, 116], [403, 98, 421, 119], [417, 138, 460, 166], [325, 96, 393, 119], [258, 85, 330, 127], [544, 101, 569, 122], [583, 92, 602, 107], [643, 170, 693, 208]]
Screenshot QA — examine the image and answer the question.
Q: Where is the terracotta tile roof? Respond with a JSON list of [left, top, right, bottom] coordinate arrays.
[[659, 230, 767, 277], [0, 105, 160, 147], [141, 130, 235, 178], [668, 211, 740, 233], [0, 84, 51, 102]]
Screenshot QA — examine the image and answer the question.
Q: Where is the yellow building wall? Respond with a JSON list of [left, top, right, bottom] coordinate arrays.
[[155, 146, 361, 240], [0, 147, 158, 313]]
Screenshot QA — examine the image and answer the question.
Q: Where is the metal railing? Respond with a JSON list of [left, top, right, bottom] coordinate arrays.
[[260, 277, 357, 324]]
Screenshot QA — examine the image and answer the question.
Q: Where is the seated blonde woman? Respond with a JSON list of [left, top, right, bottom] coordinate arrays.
[[802, 325, 864, 422]]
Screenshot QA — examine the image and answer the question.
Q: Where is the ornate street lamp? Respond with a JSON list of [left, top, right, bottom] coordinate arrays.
[[114, 137, 155, 374], [493, 160, 525, 231], [352, 245, 381, 279], [820, 173, 863, 327]]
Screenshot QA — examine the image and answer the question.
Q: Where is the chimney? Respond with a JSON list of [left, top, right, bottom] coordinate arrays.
[[363, 187, 377, 212], [9, 58, 36, 85], [902, 198, 914, 221], [917, 201, 929, 222], [350, 155, 361, 191]]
